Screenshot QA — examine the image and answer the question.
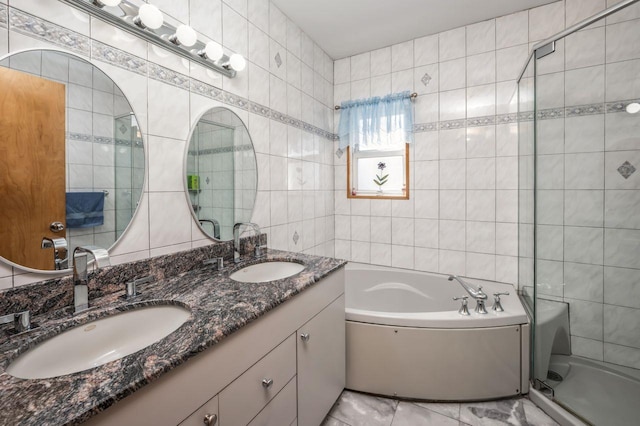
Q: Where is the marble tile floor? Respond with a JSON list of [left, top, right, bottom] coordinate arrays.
[[322, 390, 559, 426]]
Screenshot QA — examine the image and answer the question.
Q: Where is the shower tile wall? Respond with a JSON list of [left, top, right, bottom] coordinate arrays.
[[0, 0, 335, 287], [532, 0, 640, 370]]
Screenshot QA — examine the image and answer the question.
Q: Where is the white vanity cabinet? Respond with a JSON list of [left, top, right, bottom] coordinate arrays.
[[86, 268, 345, 426], [297, 295, 346, 426]]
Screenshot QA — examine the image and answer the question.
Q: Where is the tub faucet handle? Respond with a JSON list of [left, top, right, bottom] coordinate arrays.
[[492, 292, 510, 312], [453, 296, 470, 316]]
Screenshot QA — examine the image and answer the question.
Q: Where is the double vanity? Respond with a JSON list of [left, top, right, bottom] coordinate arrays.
[[0, 248, 347, 426], [0, 46, 344, 426]]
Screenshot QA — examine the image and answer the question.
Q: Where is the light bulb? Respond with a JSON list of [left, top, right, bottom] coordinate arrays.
[[170, 25, 197, 47], [229, 54, 246, 71], [626, 102, 640, 114], [199, 41, 224, 61], [135, 4, 163, 30]]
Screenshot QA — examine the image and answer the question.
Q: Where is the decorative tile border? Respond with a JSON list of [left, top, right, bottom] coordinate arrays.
[[518, 111, 536, 122], [413, 122, 438, 132], [191, 79, 224, 101], [467, 115, 496, 127], [10, 7, 640, 147], [496, 113, 518, 125], [92, 41, 147, 76], [0, 4, 7, 28], [248, 101, 271, 118], [566, 103, 604, 117], [188, 144, 254, 156], [410, 99, 637, 135], [223, 91, 249, 110], [9, 8, 90, 56], [93, 135, 114, 144], [537, 107, 564, 120], [148, 62, 189, 89], [439, 119, 466, 130], [68, 132, 142, 147]]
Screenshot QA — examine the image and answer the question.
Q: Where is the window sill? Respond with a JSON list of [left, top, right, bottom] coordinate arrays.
[[347, 191, 409, 200]]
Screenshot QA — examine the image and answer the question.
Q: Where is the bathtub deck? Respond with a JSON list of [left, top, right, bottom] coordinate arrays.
[[322, 390, 558, 426]]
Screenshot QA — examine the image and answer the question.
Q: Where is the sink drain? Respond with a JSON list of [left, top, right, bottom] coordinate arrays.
[[547, 370, 563, 382]]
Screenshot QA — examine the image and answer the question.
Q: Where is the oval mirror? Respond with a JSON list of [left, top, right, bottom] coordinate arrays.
[[0, 49, 145, 272], [185, 107, 257, 241]]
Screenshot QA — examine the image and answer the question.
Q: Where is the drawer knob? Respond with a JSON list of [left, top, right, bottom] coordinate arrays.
[[262, 378, 274, 389], [300, 333, 310, 342], [203, 413, 217, 426]]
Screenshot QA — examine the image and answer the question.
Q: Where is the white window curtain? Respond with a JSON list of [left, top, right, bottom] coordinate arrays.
[[337, 90, 414, 151]]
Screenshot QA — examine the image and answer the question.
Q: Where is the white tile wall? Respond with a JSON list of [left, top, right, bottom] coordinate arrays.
[[332, 3, 596, 287], [1, 0, 335, 285]]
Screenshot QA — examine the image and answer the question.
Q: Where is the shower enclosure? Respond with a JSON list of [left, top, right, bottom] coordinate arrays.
[[518, 1, 640, 425]]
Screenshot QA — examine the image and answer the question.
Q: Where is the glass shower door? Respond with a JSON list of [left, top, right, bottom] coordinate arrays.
[[518, 2, 640, 424]]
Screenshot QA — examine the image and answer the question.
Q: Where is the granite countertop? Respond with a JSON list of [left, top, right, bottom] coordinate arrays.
[[0, 249, 346, 426]]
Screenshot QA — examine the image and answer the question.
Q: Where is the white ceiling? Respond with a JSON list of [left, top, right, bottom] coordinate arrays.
[[272, 0, 557, 59]]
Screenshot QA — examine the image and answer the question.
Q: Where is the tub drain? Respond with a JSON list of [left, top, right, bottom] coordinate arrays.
[[547, 370, 563, 382]]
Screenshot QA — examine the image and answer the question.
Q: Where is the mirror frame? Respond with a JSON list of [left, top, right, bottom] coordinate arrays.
[[0, 48, 147, 274], [184, 106, 258, 242]]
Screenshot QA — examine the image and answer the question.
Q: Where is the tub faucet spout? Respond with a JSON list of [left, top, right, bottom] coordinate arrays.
[[448, 275, 488, 314]]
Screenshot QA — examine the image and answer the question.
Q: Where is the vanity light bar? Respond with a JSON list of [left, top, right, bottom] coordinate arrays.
[[61, 0, 240, 78]]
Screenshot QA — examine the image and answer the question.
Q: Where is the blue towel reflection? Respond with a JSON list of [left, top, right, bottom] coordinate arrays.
[[66, 192, 105, 228]]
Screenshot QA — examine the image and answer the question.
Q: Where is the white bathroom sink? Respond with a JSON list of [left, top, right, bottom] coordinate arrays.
[[6, 305, 191, 379], [230, 261, 305, 283]]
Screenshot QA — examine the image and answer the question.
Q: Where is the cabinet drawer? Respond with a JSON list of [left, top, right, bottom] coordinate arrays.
[[219, 333, 296, 425], [179, 395, 218, 426], [247, 376, 296, 426]]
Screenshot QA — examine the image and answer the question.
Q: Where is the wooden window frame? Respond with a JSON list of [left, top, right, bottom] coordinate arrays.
[[346, 144, 410, 200]]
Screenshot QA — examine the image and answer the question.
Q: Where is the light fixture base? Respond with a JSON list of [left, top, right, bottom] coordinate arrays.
[[62, 0, 238, 78]]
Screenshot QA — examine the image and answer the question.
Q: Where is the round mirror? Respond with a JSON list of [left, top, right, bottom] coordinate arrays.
[[185, 107, 257, 241], [0, 49, 145, 272]]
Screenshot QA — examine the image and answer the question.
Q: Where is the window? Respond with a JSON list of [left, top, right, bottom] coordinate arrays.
[[338, 91, 413, 200], [346, 143, 409, 199]]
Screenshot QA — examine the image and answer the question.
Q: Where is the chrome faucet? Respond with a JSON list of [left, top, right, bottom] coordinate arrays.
[[448, 275, 488, 314], [72, 246, 110, 314], [41, 237, 68, 270], [232, 222, 265, 263]]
